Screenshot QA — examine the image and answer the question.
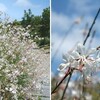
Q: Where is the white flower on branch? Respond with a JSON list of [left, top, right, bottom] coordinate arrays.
[[58, 43, 100, 78]]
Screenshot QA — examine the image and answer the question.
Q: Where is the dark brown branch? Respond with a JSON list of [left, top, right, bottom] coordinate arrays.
[[51, 67, 82, 95], [97, 46, 100, 50], [83, 8, 100, 45], [51, 67, 71, 94], [61, 70, 73, 100]]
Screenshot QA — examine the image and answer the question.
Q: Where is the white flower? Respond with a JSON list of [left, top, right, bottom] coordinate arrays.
[[7, 50, 13, 55], [58, 43, 100, 78], [22, 32, 30, 37], [9, 87, 17, 94], [62, 53, 74, 63], [57, 63, 70, 71], [86, 75, 92, 82], [58, 71, 66, 77], [21, 57, 27, 63], [72, 90, 79, 97], [76, 43, 96, 56], [96, 58, 100, 62], [0, 34, 7, 39], [85, 93, 92, 100]]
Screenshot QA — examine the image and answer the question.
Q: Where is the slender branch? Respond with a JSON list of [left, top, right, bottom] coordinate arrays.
[[61, 70, 73, 100], [52, 23, 75, 63], [83, 8, 100, 45], [51, 67, 71, 94], [83, 23, 88, 37], [88, 30, 96, 49], [97, 46, 100, 50], [51, 67, 83, 94]]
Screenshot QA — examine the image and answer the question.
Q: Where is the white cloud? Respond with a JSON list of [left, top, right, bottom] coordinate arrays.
[[68, 0, 100, 14], [15, 0, 38, 8], [0, 3, 7, 12], [52, 28, 83, 58], [51, 11, 100, 59], [51, 11, 83, 33], [15, 0, 32, 7], [51, 11, 83, 58], [51, 12, 73, 32]]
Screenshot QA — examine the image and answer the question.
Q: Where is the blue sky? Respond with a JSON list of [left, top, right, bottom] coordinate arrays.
[[51, 0, 100, 74], [0, 0, 49, 20]]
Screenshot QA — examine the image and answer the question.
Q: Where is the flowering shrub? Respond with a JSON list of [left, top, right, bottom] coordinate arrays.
[[0, 12, 38, 99]]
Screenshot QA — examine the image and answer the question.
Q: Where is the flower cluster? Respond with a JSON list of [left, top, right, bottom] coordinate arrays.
[[0, 12, 38, 99], [58, 43, 100, 80]]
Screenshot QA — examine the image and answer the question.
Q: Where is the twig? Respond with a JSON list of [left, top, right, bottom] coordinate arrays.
[[51, 67, 71, 94], [83, 23, 88, 37], [51, 23, 75, 63], [51, 67, 82, 94], [97, 46, 100, 50], [83, 8, 100, 45], [61, 70, 73, 100], [88, 30, 96, 49]]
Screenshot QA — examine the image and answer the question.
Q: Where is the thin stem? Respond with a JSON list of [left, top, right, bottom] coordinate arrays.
[[88, 30, 96, 49], [51, 23, 75, 63], [97, 46, 100, 50], [51, 68, 83, 94], [61, 70, 73, 100], [83, 8, 100, 45], [82, 72, 86, 100], [51, 67, 71, 94]]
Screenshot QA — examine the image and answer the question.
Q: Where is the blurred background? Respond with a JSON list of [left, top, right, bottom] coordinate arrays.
[[51, 0, 100, 99]]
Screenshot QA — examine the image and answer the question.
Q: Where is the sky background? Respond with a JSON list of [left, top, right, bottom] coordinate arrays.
[[51, 0, 100, 75], [0, 0, 49, 20]]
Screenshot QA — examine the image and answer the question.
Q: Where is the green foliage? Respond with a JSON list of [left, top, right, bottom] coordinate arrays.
[[35, 37, 49, 47], [18, 94, 25, 100], [17, 73, 28, 87], [30, 16, 41, 38], [20, 7, 50, 47], [38, 96, 42, 100], [84, 83, 100, 100], [13, 19, 21, 26], [21, 9, 34, 28], [39, 7, 50, 38]]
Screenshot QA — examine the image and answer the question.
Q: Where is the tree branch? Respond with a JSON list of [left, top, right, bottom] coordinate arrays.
[[51, 67, 71, 94], [61, 70, 73, 100], [51, 68, 82, 95], [83, 8, 100, 45]]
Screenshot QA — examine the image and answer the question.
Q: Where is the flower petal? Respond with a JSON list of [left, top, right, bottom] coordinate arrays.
[[62, 53, 69, 62], [87, 48, 96, 55], [96, 58, 100, 63], [57, 63, 70, 71], [71, 50, 80, 59], [63, 53, 74, 62], [76, 43, 85, 55]]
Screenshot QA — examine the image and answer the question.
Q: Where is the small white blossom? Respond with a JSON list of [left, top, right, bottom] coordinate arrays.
[[57, 63, 70, 71], [58, 43, 100, 79]]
